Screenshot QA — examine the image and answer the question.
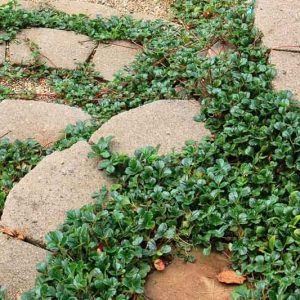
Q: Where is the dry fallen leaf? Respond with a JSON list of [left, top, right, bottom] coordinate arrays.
[[154, 259, 165, 271], [0, 226, 25, 240], [216, 270, 246, 284]]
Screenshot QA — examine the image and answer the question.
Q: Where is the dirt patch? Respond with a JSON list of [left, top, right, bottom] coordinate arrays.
[[0, 78, 56, 102], [96, 0, 174, 19], [145, 250, 235, 300], [10, 0, 174, 20]]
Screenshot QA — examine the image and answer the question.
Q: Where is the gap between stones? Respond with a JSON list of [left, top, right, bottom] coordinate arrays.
[[85, 40, 100, 64], [271, 48, 300, 54], [0, 226, 48, 250]]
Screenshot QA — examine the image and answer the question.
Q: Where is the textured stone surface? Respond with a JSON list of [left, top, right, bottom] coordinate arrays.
[[207, 41, 233, 58], [0, 100, 91, 146], [255, 0, 300, 51], [269, 51, 300, 99], [145, 250, 234, 300], [9, 34, 35, 65], [0, 233, 48, 300], [92, 40, 142, 81], [43, 0, 121, 18], [9, 28, 95, 69], [0, 0, 156, 20], [1, 141, 112, 244], [0, 43, 5, 64], [90, 100, 209, 155]]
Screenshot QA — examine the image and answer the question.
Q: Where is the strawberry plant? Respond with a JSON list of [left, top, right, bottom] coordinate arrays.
[[0, 138, 43, 214]]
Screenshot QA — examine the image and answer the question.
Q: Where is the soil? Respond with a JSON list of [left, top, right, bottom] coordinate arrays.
[[95, 0, 174, 19]]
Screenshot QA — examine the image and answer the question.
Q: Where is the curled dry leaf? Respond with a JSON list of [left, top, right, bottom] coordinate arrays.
[[154, 259, 165, 271], [0, 226, 25, 240], [216, 270, 246, 284]]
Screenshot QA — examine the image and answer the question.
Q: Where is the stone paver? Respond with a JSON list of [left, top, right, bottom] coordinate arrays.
[[255, 0, 300, 51], [41, 0, 121, 19], [92, 40, 142, 81], [145, 249, 234, 300], [0, 141, 112, 244], [89, 100, 210, 155], [0, 0, 156, 20], [0, 43, 5, 64], [0, 233, 48, 300], [9, 35, 35, 65], [269, 51, 300, 99], [9, 28, 96, 69], [0, 100, 91, 146], [207, 41, 233, 58]]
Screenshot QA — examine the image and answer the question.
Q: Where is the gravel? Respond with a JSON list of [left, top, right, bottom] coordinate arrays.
[[95, 0, 174, 19], [19, 0, 174, 20]]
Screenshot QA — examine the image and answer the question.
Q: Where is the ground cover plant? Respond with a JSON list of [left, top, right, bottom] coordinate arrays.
[[0, 0, 300, 299], [0, 138, 44, 214]]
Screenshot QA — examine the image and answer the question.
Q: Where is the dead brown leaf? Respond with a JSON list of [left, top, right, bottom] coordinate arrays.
[[0, 226, 26, 240], [216, 270, 246, 285]]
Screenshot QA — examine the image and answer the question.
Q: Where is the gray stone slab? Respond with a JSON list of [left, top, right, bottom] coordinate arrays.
[[269, 50, 300, 100], [9, 34, 35, 65], [207, 41, 233, 58], [92, 40, 142, 81], [0, 233, 48, 300], [9, 28, 95, 69], [255, 0, 300, 51], [0, 43, 5, 64], [42, 0, 121, 18], [0, 100, 91, 146], [0, 141, 112, 244], [89, 100, 210, 155], [145, 250, 234, 300]]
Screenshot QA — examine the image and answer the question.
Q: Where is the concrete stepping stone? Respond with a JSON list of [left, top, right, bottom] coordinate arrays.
[[0, 43, 5, 64], [0, 100, 91, 146], [0, 0, 156, 20], [207, 41, 234, 58], [38, 0, 121, 19], [92, 40, 142, 81], [255, 0, 300, 51], [0, 233, 48, 300], [269, 51, 300, 99], [89, 100, 210, 155], [0, 0, 119, 18], [9, 28, 96, 69], [145, 250, 234, 300], [8, 34, 35, 65], [0, 141, 112, 244]]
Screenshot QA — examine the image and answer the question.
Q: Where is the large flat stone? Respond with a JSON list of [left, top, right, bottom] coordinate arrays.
[[0, 43, 5, 64], [42, 0, 121, 19], [9, 28, 95, 69], [0, 141, 112, 244], [269, 51, 300, 99], [0, 233, 48, 300], [145, 250, 234, 300], [0, 100, 91, 146], [89, 100, 210, 155], [9, 34, 35, 65], [255, 0, 300, 51], [92, 40, 142, 81]]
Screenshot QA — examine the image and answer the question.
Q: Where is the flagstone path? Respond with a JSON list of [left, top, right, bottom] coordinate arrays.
[[255, 0, 300, 99], [1, 0, 298, 299]]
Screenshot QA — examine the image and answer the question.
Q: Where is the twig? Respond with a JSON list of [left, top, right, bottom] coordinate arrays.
[[0, 130, 11, 139]]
